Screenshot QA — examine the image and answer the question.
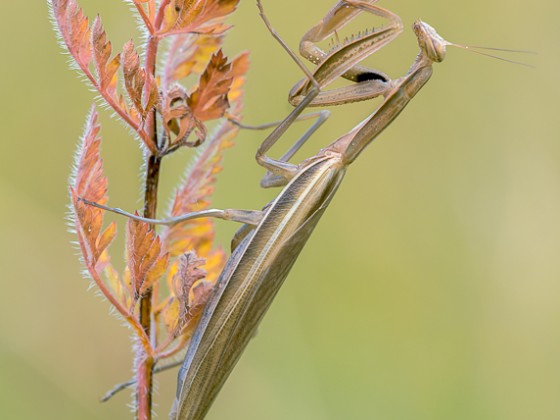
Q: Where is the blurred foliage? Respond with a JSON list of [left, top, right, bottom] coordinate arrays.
[[1, 0, 558, 419]]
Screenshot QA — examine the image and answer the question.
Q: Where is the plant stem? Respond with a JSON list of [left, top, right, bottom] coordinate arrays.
[[135, 1, 165, 412], [136, 149, 162, 420]]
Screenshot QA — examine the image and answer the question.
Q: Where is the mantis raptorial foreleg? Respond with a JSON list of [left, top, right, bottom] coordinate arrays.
[[289, 0, 403, 106], [254, 0, 402, 185], [299, 0, 393, 79]]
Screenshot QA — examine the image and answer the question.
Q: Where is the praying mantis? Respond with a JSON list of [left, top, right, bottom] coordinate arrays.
[[82, 0, 528, 418]]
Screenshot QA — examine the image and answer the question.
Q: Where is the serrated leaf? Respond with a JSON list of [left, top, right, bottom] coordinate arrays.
[[201, 249, 226, 284], [227, 52, 250, 106], [123, 266, 133, 298], [163, 297, 181, 334], [51, 0, 145, 141], [104, 263, 129, 307], [126, 218, 165, 301], [164, 35, 223, 88], [139, 252, 170, 297], [123, 40, 159, 120], [92, 17, 120, 93], [52, 0, 92, 69], [161, 85, 194, 142], [187, 277, 213, 317], [161, 123, 235, 259], [160, 0, 239, 35], [70, 105, 116, 265], [96, 221, 117, 257], [164, 252, 207, 338], [187, 49, 232, 122]]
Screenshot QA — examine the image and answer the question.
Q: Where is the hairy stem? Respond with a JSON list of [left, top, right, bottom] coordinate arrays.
[[134, 1, 168, 415], [135, 22, 163, 420], [136, 129, 162, 420]]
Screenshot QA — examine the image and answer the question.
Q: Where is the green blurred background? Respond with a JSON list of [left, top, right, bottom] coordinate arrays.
[[1, 1, 558, 419]]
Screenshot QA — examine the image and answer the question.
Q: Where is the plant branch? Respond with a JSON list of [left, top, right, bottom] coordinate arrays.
[[156, 334, 190, 360], [132, 1, 156, 35], [79, 66, 155, 152], [135, 2, 163, 407], [101, 360, 183, 402]]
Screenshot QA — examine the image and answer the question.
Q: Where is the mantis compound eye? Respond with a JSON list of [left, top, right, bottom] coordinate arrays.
[[413, 20, 447, 63]]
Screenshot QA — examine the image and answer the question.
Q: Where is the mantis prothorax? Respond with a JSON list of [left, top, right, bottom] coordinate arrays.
[[81, 1, 530, 418]]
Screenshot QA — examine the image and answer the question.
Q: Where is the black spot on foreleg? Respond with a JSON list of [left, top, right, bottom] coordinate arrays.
[[356, 72, 388, 83]]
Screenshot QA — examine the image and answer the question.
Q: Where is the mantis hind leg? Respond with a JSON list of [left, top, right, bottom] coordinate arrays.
[[259, 109, 330, 188], [230, 109, 330, 188]]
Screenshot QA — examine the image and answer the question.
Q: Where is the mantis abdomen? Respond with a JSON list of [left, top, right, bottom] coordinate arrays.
[[174, 155, 346, 419]]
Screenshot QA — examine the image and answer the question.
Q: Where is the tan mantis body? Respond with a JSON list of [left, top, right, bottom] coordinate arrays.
[[81, 1, 519, 418], [167, 1, 449, 416]]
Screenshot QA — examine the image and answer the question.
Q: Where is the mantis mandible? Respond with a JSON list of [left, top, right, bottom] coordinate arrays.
[[82, 1, 526, 418]]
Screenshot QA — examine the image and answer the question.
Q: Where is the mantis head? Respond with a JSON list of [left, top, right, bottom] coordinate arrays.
[[413, 19, 534, 67], [413, 20, 448, 63]]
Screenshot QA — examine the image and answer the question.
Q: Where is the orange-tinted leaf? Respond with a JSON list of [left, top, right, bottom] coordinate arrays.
[[160, 0, 238, 35], [51, 0, 92, 69], [126, 218, 164, 301], [188, 49, 232, 122], [51, 1, 143, 138], [123, 266, 133, 298], [202, 249, 226, 284], [104, 263, 129, 307], [122, 41, 143, 115], [97, 221, 117, 257], [227, 52, 250, 113], [163, 34, 223, 89], [163, 297, 181, 334], [174, 253, 206, 303], [132, 0, 156, 26], [161, 0, 203, 33], [180, 283, 210, 337], [161, 84, 208, 148], [161, 119, 237, 259], [139, 252, 170, 296], [185, 252, 223, 324], [123, 40, 159, 120], [92, 16, 120, 93], [70, 105, 116, 266], [164, 252, 207, 338]]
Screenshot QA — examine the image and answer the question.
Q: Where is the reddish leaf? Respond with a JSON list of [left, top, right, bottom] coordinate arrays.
[[162, 34, 223, 91], [188, 49, 232, 122], [69, 105, 116, 267], [123, 40, 159, 120], [97, 221, 117, 259], [161, 85, 196, 146], [160, 0, 239, 35], [227, 52, 250, 114], [158, 52, 250, 328], [140, 252, 170, 297], [104, 263, 129, 308], [132, 0, 156, 30], [175, 253, 207, 305], [92, 17, 120, 93], [160, 49, 249, 262], [51, 0, 92, 70], [162, 297, 181, 336], [164, 252, 209, 338], [51, 0, 147, 145], [201, 250, 226, 285], [161, 121, 237, 259], [126, 218, 167, 302]]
